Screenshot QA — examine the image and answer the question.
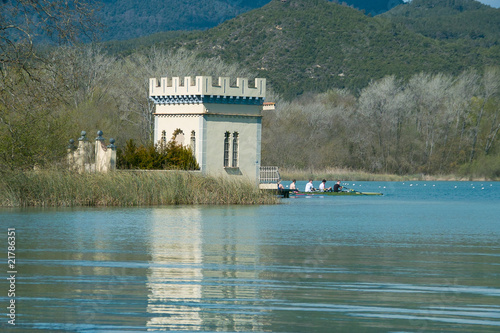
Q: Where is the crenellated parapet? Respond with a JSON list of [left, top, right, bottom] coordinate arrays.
[[149, 76, 266, 105]]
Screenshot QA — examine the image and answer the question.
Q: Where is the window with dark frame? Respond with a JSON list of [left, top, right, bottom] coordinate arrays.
[[161, 130, 166, 144], [223, 131, 230, 167], [232, 132, 239, 167], [190, 131, 196, 156]]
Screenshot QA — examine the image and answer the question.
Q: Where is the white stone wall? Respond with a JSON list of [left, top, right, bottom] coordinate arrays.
[[154, 115, 203, 164], [150, 75, 267, 183], [67, 131, 116, 173], [204, 115, 261, 183]]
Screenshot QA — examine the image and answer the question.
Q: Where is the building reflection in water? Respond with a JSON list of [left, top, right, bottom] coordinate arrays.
[[146, 206, 269, 331], [146, 207, 203, 330]]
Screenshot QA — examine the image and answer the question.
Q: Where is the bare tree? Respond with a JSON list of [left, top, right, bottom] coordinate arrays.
[[406, 73, 456, 171], [1, 0, 100, 77], [470, 67, 500, 161], [357, 76, 404, 172]]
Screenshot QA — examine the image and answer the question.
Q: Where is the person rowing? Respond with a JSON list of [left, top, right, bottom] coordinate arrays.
[[319, 179, 332, 192], [305, 179, 316, 192], [333, 180, 343, 192]]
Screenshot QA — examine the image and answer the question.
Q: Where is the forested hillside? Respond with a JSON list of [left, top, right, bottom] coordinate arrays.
[[157, 0, 499, 99], [97, 0, 270, 40], [347, 0, 405, 15], [1, 0, 499, 178], [382, 0, 500, 47], [262, 69, 500, 177], [96, 0, 404, 41]]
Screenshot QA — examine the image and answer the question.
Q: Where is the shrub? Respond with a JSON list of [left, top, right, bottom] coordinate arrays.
[[117, 139, 199, 170]]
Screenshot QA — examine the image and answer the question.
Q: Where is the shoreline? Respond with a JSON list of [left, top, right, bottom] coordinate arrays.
[[1, 168, 497, 208], [279, 168, 499, 182], [0, 170, 278, 208]]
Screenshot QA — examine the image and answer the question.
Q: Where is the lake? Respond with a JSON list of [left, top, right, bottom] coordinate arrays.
[[1, 181, 499, 332]]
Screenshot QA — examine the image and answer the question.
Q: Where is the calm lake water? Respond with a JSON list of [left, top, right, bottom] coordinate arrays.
[[1, 181, 500, 332]]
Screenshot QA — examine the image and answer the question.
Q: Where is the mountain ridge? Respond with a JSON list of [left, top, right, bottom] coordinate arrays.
[[150, 0, 498, 98], [96, 0, 405, 41], [382, 0, 500, 47]]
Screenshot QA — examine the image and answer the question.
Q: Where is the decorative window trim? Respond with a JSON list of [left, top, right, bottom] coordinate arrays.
[[223, 131, 230, 167], [232, 132, 239, 167], [190, 131, 196, 156], [161, 130, 166, 144]]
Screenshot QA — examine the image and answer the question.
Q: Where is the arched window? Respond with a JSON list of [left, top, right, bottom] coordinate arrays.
[[173, 129, 184, 146], [161, 130, 166, 144], [232, 132, 239, 167], [223, 131, 230, 167]]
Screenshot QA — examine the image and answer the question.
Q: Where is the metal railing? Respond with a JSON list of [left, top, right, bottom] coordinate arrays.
[[259, 166, 280, 184]]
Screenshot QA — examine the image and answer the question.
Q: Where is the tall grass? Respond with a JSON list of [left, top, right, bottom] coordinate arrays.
[[279, 167, 498, 181], [0, 170, 278, 207], [280, 168, 424, 182]]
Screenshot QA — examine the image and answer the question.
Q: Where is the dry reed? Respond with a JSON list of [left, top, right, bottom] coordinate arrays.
[[0, 170, 278, 207]]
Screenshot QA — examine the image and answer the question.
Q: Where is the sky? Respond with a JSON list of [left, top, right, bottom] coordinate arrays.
[[478, 0, 500, 8], [402, 0, 500, 8]]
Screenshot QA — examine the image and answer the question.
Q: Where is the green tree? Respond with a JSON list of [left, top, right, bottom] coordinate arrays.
[[0, 0, 100, 171]]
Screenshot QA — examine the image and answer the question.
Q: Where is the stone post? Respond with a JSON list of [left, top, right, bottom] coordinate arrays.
[[95, 130, 117, 173], [95, 130, 107, 173], [77, 131, 93, 173], [107, 138, 117, 171], [67, 139, 77, 171], [68, 130, 116, 173]]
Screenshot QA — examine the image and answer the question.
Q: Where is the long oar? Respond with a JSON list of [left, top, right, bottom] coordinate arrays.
[[342, 185, 383, 196], [338, 185, 359, 194]]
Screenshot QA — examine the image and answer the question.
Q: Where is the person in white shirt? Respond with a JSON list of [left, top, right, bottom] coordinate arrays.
[[319, 179, 332, 192], [305, 179, 315, 192]]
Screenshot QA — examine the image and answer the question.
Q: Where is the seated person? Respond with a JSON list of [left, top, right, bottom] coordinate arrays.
[[333, 181, 343, 192], [305, 179, 315, 192], [319, 179, 332, 192]]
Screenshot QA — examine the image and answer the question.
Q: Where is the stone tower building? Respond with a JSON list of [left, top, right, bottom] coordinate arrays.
[[149, 76, 267, 183]]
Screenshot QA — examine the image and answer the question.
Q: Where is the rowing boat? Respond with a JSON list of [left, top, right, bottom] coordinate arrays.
[[288, 189, 383, 196]]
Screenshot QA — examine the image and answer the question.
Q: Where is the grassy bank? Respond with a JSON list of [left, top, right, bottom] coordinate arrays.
[[279, 168, 498, 182], [0, 171, 278, 207]]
